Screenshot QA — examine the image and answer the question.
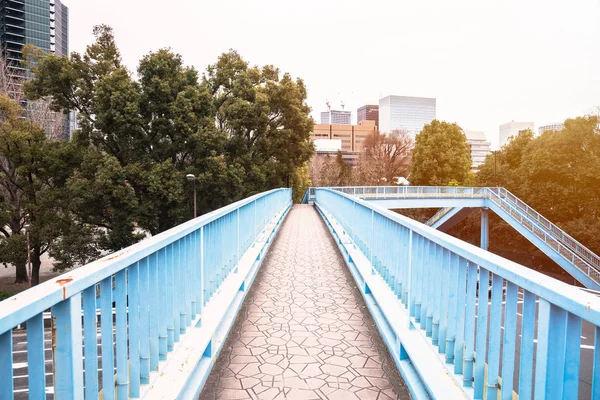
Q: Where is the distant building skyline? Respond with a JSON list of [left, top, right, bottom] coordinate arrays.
[[464, 130, 492, 171], [310, 120, 377, 153], [357, 105, 379, 128], [379, 95, 436, 137], [498, 121, 534, 148], [538, 123, 564, 135], [320, 109, 351, 125]]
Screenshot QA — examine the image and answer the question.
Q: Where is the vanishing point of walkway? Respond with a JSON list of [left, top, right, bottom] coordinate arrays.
[[200, 205, 410, 400]]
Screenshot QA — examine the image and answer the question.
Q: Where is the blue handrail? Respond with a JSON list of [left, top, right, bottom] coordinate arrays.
[[0, 188, 291, 399], [314, 187, 600, 399], [307, 186, 600, 286]]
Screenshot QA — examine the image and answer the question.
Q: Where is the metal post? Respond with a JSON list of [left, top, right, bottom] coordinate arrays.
[[480, 208, 489, 251], [193, 179, 197, 218], [26, 228, 31, 282]]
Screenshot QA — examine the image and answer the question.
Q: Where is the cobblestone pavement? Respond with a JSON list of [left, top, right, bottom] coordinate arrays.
[[200, 205, 410, 400]]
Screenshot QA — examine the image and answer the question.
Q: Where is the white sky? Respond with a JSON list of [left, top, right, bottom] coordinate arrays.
[[67, 0, 600, 149]]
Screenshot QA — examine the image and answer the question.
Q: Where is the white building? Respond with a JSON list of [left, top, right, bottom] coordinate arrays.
[[464, 130, 492, 171], [538, 123, 564, 135], [378, 95, 436, 138], [320, 110, 351, 125], [498, 121, 534, 148]]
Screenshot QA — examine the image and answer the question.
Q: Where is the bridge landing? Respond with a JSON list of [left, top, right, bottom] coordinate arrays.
[[200, 205, 410, 400]]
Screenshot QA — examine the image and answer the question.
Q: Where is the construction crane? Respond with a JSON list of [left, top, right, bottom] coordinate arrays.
[[325, 100, 331, 111]]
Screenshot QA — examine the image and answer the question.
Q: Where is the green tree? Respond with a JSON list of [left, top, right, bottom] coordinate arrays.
[[25, 26, 243, 241], [291, 163, 311, 203], [409, 120, 471, 185], [24, 26, 314, 258], [336, 151, 352, 186], [0, 95, 93, 284], [476, 129, 534, 191], [358, 130, 412, 185], [205, 50, 315, 193]]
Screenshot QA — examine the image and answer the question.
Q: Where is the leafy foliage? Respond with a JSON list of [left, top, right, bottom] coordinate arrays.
[[409, 120, 471, 185], [0, 25, 314, 285]]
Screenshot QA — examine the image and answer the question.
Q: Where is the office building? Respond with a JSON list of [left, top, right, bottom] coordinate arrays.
[[0, 0, 70, 138], [311, 120, 377, 153], [498, 121, 534, 148], [320, 109, 351, 125], [378, 95, 436, 137], [464, 130, 492, 171], [357, 105, 379, 128], [538, 123, 564, 135], [1, 0, 69, 67]]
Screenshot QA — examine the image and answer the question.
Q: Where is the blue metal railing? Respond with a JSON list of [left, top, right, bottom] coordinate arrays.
[[315, 188, 600, 399], [306, 186, 600, 287], [0, 188, 291, 399]]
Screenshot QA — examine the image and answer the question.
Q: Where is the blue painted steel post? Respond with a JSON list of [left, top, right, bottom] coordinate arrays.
[[115, 269, 129, 398], [52, 294, 84, 399], [481, 208, 489, 250], [27, 313, 46, 399], [0, 331, 13, 398], [128, 263, 141, 397]]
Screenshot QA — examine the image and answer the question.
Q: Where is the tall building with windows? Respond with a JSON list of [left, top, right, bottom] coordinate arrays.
[[464, 130, 492, 171], [498, 121, 534, 147], [378, 95, 436, 137], [538, 123, 564, 135], [357, 105, 379, 128], [0, 0, 70, 137], [320, 109, 351, 125], [1, 0, 69, 65]]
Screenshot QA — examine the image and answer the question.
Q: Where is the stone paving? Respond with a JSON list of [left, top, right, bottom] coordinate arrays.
[[200, 205, 410, 400]]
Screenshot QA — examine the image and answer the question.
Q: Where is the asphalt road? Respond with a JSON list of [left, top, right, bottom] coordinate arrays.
[[11, 321, 114, 400]]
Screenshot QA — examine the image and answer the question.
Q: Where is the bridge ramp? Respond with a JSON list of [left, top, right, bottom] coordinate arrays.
[[200, 205, 410, 400]]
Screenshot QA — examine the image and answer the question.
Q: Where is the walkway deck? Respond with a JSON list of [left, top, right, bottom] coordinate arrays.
[[200, 205, 410, 400]]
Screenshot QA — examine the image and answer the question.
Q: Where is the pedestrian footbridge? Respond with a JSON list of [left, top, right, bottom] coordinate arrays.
[[2, 187, 600, 399]]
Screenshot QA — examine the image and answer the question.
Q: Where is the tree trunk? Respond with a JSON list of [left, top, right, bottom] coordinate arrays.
[[14, 260, 28, 283], [31, 246, 42, 287]]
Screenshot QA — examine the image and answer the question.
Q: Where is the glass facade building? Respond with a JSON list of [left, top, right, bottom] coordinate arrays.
[[378, 95, 436, 137], [1, 0, 70, 138], [1, 0, 68, 65], [320, 110, 351, 125]]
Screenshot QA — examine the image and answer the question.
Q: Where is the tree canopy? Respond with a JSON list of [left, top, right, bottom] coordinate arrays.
[[409, 120, 471, 185], [0, 24, 314, 285]]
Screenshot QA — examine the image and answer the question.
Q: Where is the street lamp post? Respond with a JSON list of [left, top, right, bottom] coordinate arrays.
[[24, 223, 31, 283], [186, 174, 197, 218]]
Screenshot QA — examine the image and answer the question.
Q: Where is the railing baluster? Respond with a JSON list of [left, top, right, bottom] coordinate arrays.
[[500, 282, 518, 400], [563, 313, 582, 398], [454, 257, 468, 375], [128, 263, 141, 397], [139, 259, 150, 384], [593, 326, 600, 398], [100, 276, 116, 398], [115, 269, 128, 398], [535, 299, 568, 399], [149, 252, 159, 371], [0, 330, 13, 399], [485, 273, 504, 400], [27, 313, 46, 399], [53, 293, 84, 399], [445, 253, 460, 364], [83, 286, 99, 398], [158, 248, 168, 360], [166, 244, 175, 350], [474, 268, 489, 397], [438, 248, 450, 354], [518, 290, 536, 400]]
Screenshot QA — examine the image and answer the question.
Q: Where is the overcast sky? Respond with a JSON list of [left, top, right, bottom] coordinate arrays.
[[67, 0, 600, 149]]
